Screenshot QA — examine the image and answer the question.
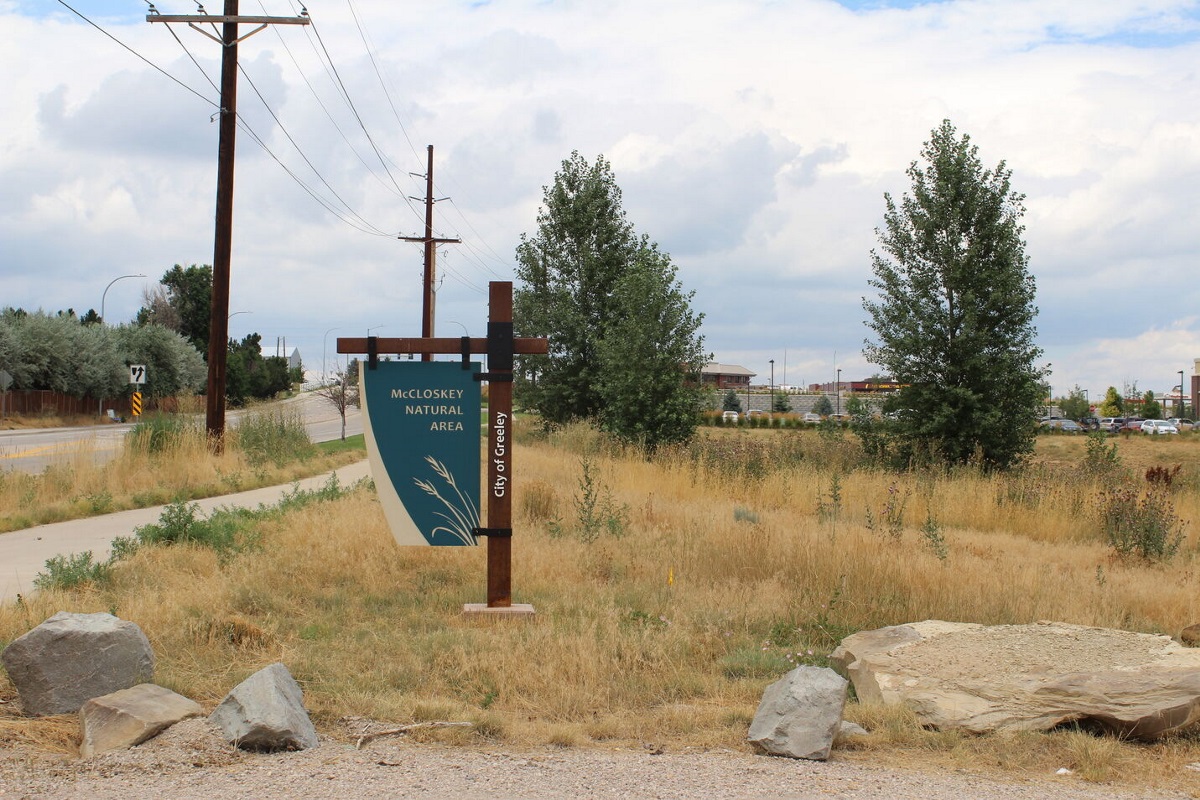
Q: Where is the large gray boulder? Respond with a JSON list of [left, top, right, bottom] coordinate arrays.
[[1, 612, 154, 716], [830, 620, 1200, 739], [209, 662, 318, 751], [80, 683, 204, 757], [748, 666, 848, 760]]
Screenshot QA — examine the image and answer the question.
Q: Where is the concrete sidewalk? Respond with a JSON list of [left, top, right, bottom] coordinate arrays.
[[0, 460, 371, 604]]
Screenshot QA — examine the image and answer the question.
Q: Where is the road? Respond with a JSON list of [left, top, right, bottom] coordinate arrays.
[[0, 392, 363, 473]]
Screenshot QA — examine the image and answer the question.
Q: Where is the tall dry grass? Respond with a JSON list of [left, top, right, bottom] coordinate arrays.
[[0, 410, 362, 532], [2, 423, 1199, 790]]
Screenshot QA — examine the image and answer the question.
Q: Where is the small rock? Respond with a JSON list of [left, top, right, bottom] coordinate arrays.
[[748, 666, 847, 761], [80, 684, 203, 758], [1180, 624, 1200, 647], [209, 663, 318, 751], [836, 721, 869, 742]]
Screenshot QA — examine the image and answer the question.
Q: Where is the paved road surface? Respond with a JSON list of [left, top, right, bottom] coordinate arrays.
[[0, 460, 370, 604]]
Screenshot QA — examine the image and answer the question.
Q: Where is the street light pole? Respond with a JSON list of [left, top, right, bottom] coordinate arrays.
[[98, 273, 146, 416], [836, 368, 841, 416], [1180, 370, 1186, 417], [101, 274, 146, 325], [769, 359, 774, 411]]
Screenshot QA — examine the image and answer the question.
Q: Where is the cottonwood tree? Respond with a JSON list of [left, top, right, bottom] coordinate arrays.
[[514, 152, 707, 449], [863, 120, 1046, 469], [137, 264, 212, 356]]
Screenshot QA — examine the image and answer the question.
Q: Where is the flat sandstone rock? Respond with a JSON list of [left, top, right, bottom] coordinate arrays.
[[829, 620, 1200, 739]]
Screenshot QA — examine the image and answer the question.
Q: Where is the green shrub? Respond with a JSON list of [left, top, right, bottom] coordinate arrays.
[[1079, 432, 1123, 480], [235, 409, 315, 466], [129, 500, 250, 556], [128, 413, 199, 454], [34, 552, 111, 591]]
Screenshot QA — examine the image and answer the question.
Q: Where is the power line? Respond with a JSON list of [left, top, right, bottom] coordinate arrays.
[[344, 0, 421, 164], [56, 0, 218, 109], [145, 2, 392, 236], [264, 0, 408, 202], [307, 15, 423, 223], [236, 61, 391, 235]]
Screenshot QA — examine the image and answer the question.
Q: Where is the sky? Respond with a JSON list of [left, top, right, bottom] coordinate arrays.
[[4, 0, 1200, 401]]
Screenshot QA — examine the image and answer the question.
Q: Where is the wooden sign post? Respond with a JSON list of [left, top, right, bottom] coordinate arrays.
[[338, 282, 547, 614]]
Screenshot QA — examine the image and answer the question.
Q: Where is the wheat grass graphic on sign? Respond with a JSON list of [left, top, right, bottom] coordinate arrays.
[[413, 455, 481, 546]]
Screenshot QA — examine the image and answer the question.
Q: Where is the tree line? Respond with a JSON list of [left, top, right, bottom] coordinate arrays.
[[516, 121, 1048, 469], [1, 265, 298, 406]]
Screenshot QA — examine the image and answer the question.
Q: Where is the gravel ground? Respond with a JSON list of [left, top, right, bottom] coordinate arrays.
[[1, 720, 1195, 800]]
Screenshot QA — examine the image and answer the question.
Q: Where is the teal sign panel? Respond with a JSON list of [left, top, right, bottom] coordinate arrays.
[[360, 361, 482, 546]]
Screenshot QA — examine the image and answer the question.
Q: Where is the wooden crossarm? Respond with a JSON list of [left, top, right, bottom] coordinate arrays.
[[336, 337, 548, 356]]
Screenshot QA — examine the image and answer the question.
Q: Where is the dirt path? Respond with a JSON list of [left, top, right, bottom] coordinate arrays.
[[0, 719, 1192, 800]]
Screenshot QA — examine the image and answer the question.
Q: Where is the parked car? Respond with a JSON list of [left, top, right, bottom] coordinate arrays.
[[746, 410, 772, 422], [721, 411, 739, 423], [1140, 419, 1179, 435], [1168, 418, 1195, 429], [827, 413, 851, 424], [802, 412, 822, 423], [1077, 417, 1100, 430], [1042, 419, 1084, 434], [1098, 417, 1123, 433], [1121, 418, 1145, 433]]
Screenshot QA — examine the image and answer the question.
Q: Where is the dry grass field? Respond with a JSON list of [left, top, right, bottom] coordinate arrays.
[[2, 420, 1200, 792], [0, 410, 364, 533]]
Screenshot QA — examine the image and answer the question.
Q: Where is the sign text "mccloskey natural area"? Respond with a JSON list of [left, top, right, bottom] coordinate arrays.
[[391, 388, 466, 431]]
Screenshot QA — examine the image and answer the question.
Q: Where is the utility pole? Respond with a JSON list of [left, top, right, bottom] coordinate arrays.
[[400, 145, 460, 362], [148, 3, 309, 448]]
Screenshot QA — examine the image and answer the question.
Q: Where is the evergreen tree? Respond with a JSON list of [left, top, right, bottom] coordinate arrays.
[[514, 152, 707, 449], [863, 120, 1046, 469], [1057, 385, 1090, 420], [722, 390, 742, 413], [1141, 390, 1162, 420]]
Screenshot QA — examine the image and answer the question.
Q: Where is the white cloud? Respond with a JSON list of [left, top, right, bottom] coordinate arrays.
[[2, 0, 1199, 396]]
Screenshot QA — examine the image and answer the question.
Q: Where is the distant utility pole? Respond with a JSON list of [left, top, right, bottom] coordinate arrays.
[[148, 2, 309, 448], [400, 145, 460, 362]]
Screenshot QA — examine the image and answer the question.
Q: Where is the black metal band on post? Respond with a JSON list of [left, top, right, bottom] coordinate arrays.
[[460, 335, 472, 370], [367, 336, 378, 370], [473, 527, 513, 538], [487, 321, 514, 371]]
